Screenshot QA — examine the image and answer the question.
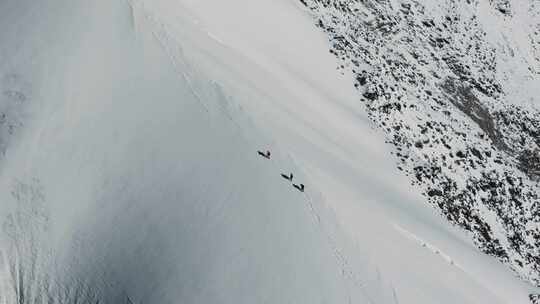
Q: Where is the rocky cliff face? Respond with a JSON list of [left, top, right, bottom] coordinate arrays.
[[299, 0, 540, 287]]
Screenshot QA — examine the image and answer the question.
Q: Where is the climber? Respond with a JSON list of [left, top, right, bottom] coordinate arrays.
[[293, 183, 305, 192], [281, 173, 293, 181], [257, 150, 271, 159]]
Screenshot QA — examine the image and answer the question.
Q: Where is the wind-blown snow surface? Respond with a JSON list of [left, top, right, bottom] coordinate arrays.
[[0, 0, 537, 303]]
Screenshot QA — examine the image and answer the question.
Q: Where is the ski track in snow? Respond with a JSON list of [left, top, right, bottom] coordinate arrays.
[[393, 224, 461, 270]]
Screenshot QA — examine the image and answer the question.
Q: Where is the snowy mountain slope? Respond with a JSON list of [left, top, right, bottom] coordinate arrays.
[[297, 0, 540, 290], [0, 2, 368, 303], [0, 0, 538, 303]]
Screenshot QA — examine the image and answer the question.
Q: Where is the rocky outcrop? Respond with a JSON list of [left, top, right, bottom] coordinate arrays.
[[299, 0, 540, 286]]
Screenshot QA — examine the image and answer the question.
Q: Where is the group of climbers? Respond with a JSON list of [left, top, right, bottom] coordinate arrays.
[[258, 149, 305, 193], [258, 150, 271, 159]]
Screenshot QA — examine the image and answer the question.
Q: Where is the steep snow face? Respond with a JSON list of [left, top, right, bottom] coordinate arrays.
[[0, 1, 369, 303], [0, 1, 368, 303], [0, 0, 538, 303], [298, 0, 540, 290]]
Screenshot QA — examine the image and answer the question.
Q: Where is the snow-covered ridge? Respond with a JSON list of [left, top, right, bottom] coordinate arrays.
[[298, 0, 540, 290]]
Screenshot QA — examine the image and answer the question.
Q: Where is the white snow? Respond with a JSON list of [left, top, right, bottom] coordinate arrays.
[[0, 0, 538, 303]]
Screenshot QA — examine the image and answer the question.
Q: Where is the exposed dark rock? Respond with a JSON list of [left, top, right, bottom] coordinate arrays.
[[518, 149, 540, 179], [440, 78, 509, 152], [427, 189, 443, 197], [363, 91, 378, 101]]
